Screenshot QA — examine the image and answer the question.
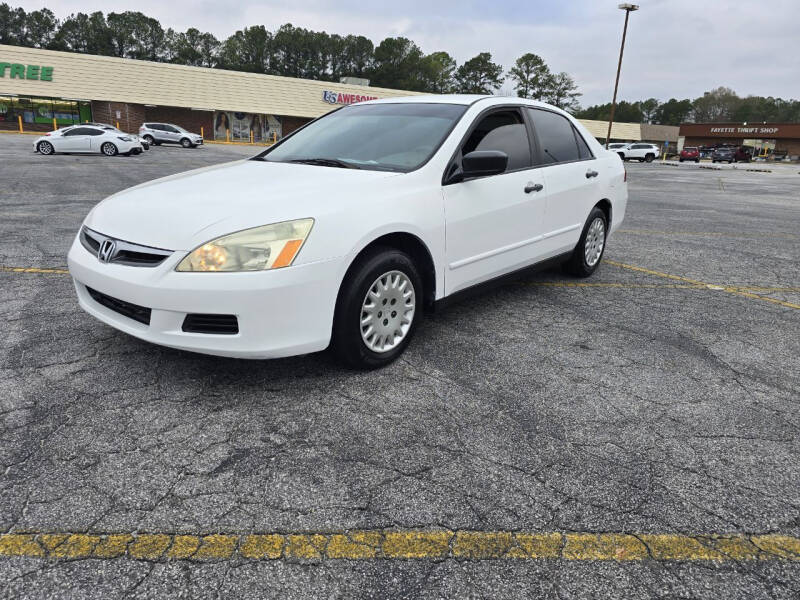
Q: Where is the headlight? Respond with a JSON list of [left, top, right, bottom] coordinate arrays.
[[176, 218, 314, 272], [117, 136, 132, 141]]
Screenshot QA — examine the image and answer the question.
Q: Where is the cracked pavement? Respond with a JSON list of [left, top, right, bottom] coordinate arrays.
[[0, 134, 799, 598]]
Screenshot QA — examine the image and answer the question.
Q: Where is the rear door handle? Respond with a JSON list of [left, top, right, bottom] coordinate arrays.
[[524, 182, 543, 193], [586, 170, 599, 178]]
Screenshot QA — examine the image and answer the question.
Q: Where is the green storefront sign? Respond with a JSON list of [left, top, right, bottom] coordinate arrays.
[[0, 63, 54, 81]]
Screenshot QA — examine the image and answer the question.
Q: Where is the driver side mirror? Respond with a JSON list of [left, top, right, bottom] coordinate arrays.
[[462, 150, 508, 179]]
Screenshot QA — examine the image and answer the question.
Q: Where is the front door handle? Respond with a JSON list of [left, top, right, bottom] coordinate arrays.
[[524, 182, 543, 193], [585, 170, 599, 178]]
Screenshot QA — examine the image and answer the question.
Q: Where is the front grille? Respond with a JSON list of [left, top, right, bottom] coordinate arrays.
[[182, 314, 239, 335], [80, 227, 173, 267], [86, 286, 151, 325]]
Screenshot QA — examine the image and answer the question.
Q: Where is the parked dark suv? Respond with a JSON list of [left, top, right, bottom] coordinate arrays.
[[711, 146, 751, 163]]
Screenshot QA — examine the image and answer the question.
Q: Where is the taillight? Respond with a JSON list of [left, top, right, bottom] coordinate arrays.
[[45, 132, 52, 136]]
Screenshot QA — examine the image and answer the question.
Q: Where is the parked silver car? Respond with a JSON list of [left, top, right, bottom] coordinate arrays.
[[139, 123, 203, 148]]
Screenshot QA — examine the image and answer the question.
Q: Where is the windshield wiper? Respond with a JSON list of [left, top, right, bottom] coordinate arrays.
[[288, 158, 361, 169]]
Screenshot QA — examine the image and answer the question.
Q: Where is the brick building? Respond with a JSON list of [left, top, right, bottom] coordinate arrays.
[[679, 122, 800, 158]]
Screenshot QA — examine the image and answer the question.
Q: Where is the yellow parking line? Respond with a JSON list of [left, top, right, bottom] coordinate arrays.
[[0, 530, 798, 562], [0, 266, 69, 274], [605, 260, 800, 310], [618, 229, 797, 239]]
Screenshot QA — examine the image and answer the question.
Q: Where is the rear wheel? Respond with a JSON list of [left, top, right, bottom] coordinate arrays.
[[101, 142, 118, 156], [37, 141, 54, 155], [142, 134, 154, 145], [332, 247, 421, 369], [564, 207, 608, 278]]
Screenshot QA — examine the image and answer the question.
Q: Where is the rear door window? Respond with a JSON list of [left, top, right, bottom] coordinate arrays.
[[527, 108, 581, 165]]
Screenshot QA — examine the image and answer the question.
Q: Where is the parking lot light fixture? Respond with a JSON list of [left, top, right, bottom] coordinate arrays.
[[605, 3, 640, 149]]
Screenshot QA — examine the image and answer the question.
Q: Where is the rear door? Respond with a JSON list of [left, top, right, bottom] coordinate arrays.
[[526, 108, 599, 258], [442, 106, 548, 295], [150, 124, 168, 142], [163, 125, 181, 142]]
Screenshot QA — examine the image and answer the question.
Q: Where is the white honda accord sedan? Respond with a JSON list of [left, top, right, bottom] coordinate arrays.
[[35, 124, 143, 156], [68, 95, 627, 368]]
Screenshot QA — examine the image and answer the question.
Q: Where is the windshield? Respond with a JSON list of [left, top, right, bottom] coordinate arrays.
[[255, 103, 467, 172]]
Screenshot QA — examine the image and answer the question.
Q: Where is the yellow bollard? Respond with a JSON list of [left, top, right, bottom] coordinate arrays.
[[273, 132, 277, 144], [52, 118, 57, 131], [116, 121, 120, 129], [200, 126, 204, 140], [18, 115, 23, 133], [226, 129, 230, 143]]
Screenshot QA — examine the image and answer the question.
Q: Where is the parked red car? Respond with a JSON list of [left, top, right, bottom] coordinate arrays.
[[679, 147, 700, 162]]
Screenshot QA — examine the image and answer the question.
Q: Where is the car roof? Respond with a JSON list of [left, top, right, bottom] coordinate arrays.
[[359, 94, 567, 112]]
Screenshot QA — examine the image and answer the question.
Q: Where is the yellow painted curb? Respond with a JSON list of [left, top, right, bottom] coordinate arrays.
[[0, 531, 798, 562]]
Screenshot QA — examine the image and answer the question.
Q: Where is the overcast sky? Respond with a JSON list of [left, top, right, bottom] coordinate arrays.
[[12, 0, 800, 106]]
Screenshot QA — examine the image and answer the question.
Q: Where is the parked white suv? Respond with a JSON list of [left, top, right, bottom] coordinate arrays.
[[619, 143, 660, 162], [139, 123, 203, 148], [68, 95, 627, 368]]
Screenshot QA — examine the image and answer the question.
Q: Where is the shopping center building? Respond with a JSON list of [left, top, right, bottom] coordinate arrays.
[[679, 122, 800, 158], [0, 44, 419, 142], [1, 43, 679, 147]]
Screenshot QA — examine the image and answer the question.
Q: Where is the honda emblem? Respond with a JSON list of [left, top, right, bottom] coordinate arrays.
[[98, 239, 116, 263]]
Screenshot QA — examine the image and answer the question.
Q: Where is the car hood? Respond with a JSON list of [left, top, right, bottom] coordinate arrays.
[[85, 160, 402, 250]]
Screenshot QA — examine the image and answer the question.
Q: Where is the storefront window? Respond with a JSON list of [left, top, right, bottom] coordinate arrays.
[[0, 96, 87, 129], [0, 96, 12, 124], [213, 111, 282, 142]]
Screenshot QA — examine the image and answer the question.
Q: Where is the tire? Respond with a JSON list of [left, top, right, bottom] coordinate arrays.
[[180, 137, 193, 148], [101, 142, 118, 156], [679, 158, 684, 162], [332, 247, 422, 369], [142, 134, 154, 145], [563, 207, 608, 278], [37, 141, 54, 155], [645, 154, 654, 163], [695, 159, 699, 163]]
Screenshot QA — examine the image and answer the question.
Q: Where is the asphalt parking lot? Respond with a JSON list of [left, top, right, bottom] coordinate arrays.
[[1, 132, 798, 598]]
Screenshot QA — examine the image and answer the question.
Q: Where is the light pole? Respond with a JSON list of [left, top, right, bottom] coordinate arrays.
[[605, 3, 639, 148]]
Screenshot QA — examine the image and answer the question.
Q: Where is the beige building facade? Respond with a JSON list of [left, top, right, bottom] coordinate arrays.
[[0, 44, 420, 141], [1, 44, 678, 148]]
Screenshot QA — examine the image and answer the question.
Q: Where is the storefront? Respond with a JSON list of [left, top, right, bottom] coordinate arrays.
[[679, 122, 800, 159], [0, 44, 419, 139]]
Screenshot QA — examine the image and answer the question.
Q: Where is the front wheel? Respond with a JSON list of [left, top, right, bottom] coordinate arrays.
[[332, 247, 422, 369], [37, 141, 54, 155], [180, 138, 193, 148], [101, 142, 118, 156], [645, 154, 654, 162], [563, 207, 608, 278]]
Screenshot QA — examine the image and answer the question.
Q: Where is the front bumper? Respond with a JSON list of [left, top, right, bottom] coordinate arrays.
[[67, 235, 341, 359]]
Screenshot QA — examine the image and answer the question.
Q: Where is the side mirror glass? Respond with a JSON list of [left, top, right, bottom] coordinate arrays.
[[462, 150, 509, 179]]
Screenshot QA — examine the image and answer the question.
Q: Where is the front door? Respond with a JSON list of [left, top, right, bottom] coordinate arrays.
[[442, 107, 548, 295], [58, 127, 92, 152]]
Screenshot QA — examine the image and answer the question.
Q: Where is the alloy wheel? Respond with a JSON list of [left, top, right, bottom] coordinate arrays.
[[360, 270, 415, 353], [102, 143, 116, 156], [584, 217, 606, 267], [38, 142, 53, 155]]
